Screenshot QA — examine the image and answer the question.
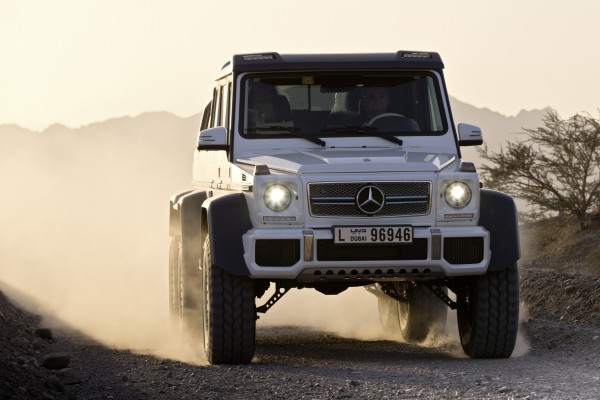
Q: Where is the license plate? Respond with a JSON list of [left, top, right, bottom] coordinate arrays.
[[333, 226, 413, 244]]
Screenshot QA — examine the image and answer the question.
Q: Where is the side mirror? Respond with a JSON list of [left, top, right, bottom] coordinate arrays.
[[457, 123, 483, 146], [197, 126, 228, 150]]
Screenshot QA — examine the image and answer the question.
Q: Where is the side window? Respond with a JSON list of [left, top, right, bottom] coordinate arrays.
[[210, 87, 219, 128], [200, 101, 212, 131], [200, 77, 231, 131], [216, 85, 224, 127], [213, 86, 223, 126], [218, 83, 227, 128], [226, 82, 232, 132]]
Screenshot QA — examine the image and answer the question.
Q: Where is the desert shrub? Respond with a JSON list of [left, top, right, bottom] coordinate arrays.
[[479, 110, 600, 231]]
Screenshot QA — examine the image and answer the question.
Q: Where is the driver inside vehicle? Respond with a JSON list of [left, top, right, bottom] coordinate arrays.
[[359, 86, 420, 132], [362, 87, 391, 122]]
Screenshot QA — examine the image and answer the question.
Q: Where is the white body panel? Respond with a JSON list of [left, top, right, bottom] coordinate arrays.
[[242, 226, 490, 279]]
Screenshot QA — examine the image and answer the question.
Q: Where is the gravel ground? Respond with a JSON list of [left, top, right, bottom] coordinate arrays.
[[2, 262, 600, 400], [19, 320, 600, 400]]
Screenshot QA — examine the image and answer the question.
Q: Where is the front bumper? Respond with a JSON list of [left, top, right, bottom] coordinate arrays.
[[242, 226, 490, 281]]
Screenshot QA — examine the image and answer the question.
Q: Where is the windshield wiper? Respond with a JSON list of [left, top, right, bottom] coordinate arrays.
[[246, 126, 326, 147], [322, 126, 403, 146]]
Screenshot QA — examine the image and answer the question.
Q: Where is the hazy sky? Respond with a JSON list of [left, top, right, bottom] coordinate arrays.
[[1, 0, 599, 131]]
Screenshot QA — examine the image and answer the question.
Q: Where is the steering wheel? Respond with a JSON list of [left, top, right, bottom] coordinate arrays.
[[367, 113, 405, 126]]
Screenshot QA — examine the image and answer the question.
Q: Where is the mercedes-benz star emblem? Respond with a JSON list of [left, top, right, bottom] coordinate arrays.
[[356, 185, 385, 215]]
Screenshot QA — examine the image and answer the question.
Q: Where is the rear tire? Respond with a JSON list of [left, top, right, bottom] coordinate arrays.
[[456, 263, 519, 358], [169, 236, 203, 337], [377, 293, 401, 335], [377, 282, 447, 342], [202, 234, 256, 364], [169, 237, 182, 325], [398, 283, 447, 343]]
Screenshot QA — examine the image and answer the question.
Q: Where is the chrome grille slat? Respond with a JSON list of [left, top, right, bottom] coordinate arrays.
[[311, 197, 355, 205], [308, 181, 431, 217], [386, 195, 429, 202]]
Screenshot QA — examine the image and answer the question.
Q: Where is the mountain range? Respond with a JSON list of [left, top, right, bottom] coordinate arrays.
[[0, 96, 550, 172], [449, 98, 550, 165]]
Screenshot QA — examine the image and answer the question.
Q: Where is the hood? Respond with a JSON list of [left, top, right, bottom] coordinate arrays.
[[237, 147, 456, 174]]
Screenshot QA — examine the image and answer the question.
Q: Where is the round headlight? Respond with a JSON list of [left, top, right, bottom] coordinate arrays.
[[445, 182, 472, 208], [264, 184, 292, 211]]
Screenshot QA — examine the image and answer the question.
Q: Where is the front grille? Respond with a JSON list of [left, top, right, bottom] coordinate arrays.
[[316, 238, 428, 261], [308, 181, 431, 217], [255, 239, 300, 267], [444, 237, 484, 264]]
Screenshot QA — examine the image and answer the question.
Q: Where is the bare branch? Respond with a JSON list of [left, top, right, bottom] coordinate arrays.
[[478, 110, 600, 230]]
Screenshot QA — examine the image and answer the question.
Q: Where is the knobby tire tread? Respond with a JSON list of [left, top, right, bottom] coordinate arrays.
[[461, 263, 519, 358], [203, 235, 255, 364]]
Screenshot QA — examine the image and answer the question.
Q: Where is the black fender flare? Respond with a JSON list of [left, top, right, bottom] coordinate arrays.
[[175, 191, 209, 277], [170, 190, 209, 308], [479, 189, 521, 271], [169, 190, 193, 237], [203, 193, 252, 276]]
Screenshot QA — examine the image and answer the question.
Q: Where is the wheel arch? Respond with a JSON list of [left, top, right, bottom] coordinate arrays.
[[203, 193, 252, 276], [171, 190, 208, 282], [169, 190, 193, 237], [479, 189, 521, 271]]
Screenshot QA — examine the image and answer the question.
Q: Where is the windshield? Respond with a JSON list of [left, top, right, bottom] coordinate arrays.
[[240, 72, 446, 139]]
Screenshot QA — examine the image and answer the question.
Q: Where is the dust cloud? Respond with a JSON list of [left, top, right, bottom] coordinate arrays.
[[0, 114, 204, 363], [258, 286, 386, 341], [0, 115, 529, 362]]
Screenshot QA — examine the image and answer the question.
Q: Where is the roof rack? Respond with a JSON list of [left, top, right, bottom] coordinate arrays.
[[231, 51, 444, 72]]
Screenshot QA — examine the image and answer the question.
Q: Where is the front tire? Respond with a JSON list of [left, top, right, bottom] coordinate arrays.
[[456, 263, 520, 358], [202, 234, 256, 364]]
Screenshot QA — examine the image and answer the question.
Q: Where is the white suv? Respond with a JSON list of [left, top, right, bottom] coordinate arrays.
[[169, 51, 521, 364]]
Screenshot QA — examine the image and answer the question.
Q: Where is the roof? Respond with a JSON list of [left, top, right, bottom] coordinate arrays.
[[229, 51, 444, 73]]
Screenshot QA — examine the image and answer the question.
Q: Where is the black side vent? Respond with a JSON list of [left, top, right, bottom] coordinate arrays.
[[444, 237, 484, 264], [255, 239, 300, 267]]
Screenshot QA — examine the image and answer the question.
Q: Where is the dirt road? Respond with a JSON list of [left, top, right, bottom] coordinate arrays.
[[3, 265, 600, 400], [24, 318, 598, 400]]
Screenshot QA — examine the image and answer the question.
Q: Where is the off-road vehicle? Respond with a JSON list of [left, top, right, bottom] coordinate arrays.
[[169, 51, 520, 364]]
